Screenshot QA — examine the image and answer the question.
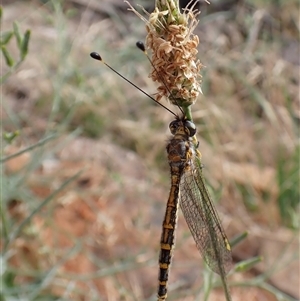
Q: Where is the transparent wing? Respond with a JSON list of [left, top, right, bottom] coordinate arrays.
[[179, 151, 232, 275]]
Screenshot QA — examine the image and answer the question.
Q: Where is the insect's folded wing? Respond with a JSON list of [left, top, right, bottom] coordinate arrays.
[[179, 154, 232, 275]]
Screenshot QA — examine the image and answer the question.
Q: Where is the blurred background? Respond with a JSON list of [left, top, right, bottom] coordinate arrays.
[[1, 0, 299, 300]]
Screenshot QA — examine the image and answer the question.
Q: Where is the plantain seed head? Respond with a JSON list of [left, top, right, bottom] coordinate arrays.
[[127, 0, 203, 108]]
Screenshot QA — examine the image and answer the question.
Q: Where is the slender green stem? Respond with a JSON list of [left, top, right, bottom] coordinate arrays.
[[182, 105, 193, 121], [220, 274, 232, 301], [203, 270, 213, 301], [1, 134, 57, 163]]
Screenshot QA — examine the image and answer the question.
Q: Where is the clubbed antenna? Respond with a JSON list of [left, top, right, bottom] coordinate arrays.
[[90, 51, 177, 117]]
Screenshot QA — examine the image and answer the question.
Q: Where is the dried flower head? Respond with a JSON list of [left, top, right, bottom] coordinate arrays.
[[126, 0, 203, 109]]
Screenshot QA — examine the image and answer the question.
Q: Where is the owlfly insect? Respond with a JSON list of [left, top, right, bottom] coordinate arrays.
[[90, 41, 232, 301]]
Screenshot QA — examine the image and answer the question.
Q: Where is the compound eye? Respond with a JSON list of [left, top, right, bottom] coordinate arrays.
[[185, 120, 196, 136], [169, 120, 178, 135]]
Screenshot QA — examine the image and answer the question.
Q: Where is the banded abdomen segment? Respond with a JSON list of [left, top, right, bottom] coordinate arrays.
[[157, 138, 187, 301]]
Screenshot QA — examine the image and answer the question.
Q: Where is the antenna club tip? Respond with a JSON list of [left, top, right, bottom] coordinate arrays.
[[90, 52, 102, 61], [136, 41, 146, 52]]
